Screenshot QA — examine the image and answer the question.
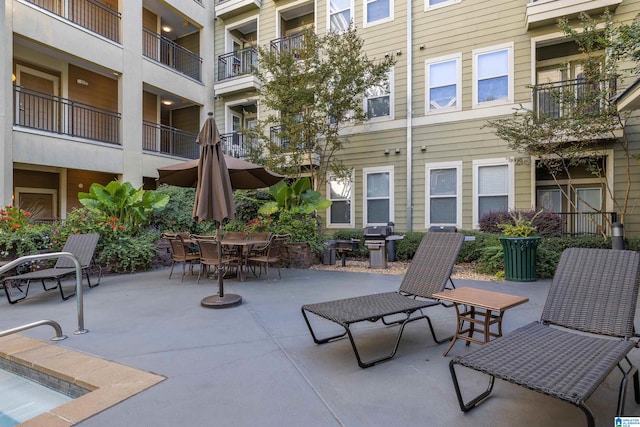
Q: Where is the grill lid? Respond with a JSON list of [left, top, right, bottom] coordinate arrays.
[[364, 226, 392, 239]]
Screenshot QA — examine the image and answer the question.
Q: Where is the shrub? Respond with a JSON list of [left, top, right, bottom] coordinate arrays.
[[394, 232, 425, 261], [479, 209, 562, 237], [97, 229, 158, 273], [271, 211, 325, 254]]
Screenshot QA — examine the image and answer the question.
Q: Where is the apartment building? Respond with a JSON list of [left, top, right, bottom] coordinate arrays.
[[1, 0, 214, 219], [213, 0, 640, 236], [3, 0, 640, 236]]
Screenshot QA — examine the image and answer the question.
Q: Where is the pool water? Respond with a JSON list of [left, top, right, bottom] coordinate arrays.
[[0, 369, 72, 426]]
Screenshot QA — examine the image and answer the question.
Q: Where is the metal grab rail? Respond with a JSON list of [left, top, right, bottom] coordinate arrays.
[[0, 252, 88, 335], [0, 320, 67, 341]]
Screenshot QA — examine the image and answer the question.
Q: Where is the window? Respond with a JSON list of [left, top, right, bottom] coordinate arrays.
[[473, 44, 513, 107], [364, 0, 392, 26], [426, 162, 461, 227], [473, 159, 512, 227], [425, 0, 461, 11], [426, 54, 461, 113], [364, 166, 394, 225], [327, 174, 354, 227], [365, 71, 393, 120], [329, 0, 352, 32]]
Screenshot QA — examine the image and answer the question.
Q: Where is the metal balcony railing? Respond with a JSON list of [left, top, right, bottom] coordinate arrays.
[[142, 29, 202, 81], [25, 0, 121, 43], [269, 125, 315, 152], [142, 121, 199, 159], [13, 85, 121, 145], [553, 211, 617, 236], [217, 48, 259, 81], [220, 132, 251, 158], [533, 77, 616, 119], [270, 32, 305, 55]]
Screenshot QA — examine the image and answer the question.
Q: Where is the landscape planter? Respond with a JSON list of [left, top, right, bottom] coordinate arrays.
[[499, 237, 540, 282], [283, 242, 315, 269]]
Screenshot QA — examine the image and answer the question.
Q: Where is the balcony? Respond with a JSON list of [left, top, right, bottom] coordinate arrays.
[[142, 121, 199, 159], [526, 0, 622, 29], [214, 48, 261, 96], [24, 0, 121, 43], [270, 125, 320, 167], [215, 0, 261, 21], [220, 133, 251, 158], [270, 32, 305, 55], [13, 85, 121, 145], [533, 77, 616, 119], [143, 29, 202, 82], [553, 211, 617, 236]]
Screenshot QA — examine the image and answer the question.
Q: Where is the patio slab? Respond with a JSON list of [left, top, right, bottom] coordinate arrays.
[[0, 267, 637, 426]]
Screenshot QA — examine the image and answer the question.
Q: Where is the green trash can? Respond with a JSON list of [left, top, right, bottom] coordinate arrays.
[[499, 237, 540, 282]]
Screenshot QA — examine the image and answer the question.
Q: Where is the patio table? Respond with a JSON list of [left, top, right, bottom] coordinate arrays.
[[432, 287, 529, 356], [220, 239, 269, 282]]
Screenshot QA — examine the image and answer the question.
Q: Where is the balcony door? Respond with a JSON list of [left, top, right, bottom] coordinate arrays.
[[15, 65, 60, 133]]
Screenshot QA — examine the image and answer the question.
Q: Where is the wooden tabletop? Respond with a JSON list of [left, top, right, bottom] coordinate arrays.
[[220, 239, 269, 247], [432, 287, 529, 312]]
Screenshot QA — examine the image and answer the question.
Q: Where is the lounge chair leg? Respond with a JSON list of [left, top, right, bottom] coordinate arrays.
[[169, 261, 175, 279], [57, 279, 76, 301], [301, 307, 348, 344], [449, 360, 495, 412]]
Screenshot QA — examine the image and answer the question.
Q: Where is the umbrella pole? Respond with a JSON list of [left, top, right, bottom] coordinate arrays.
[[201, 223, 242, 309]]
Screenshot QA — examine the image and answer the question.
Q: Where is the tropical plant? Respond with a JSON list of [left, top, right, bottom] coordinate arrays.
[[78, 181, 169, 231], [258, 178, 331, 215]]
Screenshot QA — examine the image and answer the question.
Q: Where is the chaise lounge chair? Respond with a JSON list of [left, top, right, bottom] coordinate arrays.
[[449, 247, 640, 426], [301, 231, 464, 368], [2, 233, 101, 303]]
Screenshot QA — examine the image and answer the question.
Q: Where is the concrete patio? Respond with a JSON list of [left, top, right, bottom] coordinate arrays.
[[0, 266, 638, 426]]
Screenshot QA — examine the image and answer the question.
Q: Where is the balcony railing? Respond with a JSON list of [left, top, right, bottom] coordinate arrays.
[[143, 121, 199, 159], [270, 32, 305, 55], [553, 211, 617, 236], [269, 125, 315, 152], [533, 77, 616, 119], [143, 29, 202, 81], [25, 0, 121, 43], [217, 48, 258, 81], [220, 132, 251, 158], [13, 85, 120, 145]]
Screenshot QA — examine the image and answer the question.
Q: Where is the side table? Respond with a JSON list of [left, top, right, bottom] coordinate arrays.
[[432, 287, 529, 356]]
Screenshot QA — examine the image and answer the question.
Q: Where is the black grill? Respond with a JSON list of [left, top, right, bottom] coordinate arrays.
[[363, 226, 392, 243]]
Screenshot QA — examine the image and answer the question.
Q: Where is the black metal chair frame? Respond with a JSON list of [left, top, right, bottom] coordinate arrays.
[[449, 248, 640, 427], [2, 234, 102, 303], [301, 232, 464, 368]]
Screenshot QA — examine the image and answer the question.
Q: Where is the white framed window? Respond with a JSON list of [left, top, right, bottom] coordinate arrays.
[[363, 166, 394, 226], [426, 54, 461, 113], [472, 159, 513, 228], [425, 161, 462, 228], [329, 0, 353, 32], [365, 70, 393, 120], [327, 173, 354, 227], [472, 43, 514, 107], [364, 0, 393, 27], [425, 0, 461, 11]]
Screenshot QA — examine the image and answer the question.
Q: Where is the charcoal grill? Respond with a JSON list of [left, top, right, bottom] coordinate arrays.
[[363, 226, 392, 269]]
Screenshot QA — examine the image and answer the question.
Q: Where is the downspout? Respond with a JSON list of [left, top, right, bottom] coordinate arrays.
[[406, 0, 413, 231]]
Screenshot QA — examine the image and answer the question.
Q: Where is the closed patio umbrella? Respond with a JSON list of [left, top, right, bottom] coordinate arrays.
[[193, 113, 239, 308]]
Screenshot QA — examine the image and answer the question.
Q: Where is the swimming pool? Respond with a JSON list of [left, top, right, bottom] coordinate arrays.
[[0, 368, 72, 426]]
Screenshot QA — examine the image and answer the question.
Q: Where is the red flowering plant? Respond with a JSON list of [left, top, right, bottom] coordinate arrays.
[[245, 214, 274, 233], [0, 205, 32, 233]]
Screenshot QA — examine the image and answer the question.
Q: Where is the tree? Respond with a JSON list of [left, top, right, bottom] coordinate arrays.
[[486, 11, 640, 234], [248, 26, 395, 191]]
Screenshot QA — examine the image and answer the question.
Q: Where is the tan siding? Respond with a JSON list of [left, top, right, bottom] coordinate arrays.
[[176, 32, 199, 55], [68, 65, 118, 112], [172, 106, 200, 133], [143, 91, 157, 123], [66, 170, 117, 211], [143, 8, 157, 31]]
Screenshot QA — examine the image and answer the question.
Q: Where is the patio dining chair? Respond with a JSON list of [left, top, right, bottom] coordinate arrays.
[[168, 235, 200, 281], [196, 239, 239, 284], [247, 234, 289, 280], [449, 247, 640, 426], [301, 231, 464, 368]]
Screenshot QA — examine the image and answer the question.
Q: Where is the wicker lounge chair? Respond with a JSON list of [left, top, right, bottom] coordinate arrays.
[[2, 233, 101, 303], [301, 232, 464, 368], [449, 247, 640, 427]]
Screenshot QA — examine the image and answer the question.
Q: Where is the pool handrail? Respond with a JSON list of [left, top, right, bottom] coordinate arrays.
[[0, 252, 87, 334], [0, 320, 67, 341]]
